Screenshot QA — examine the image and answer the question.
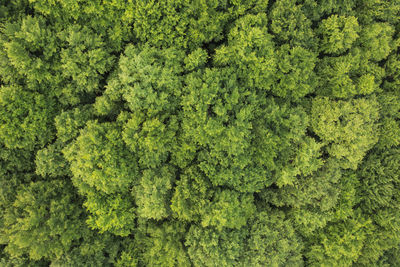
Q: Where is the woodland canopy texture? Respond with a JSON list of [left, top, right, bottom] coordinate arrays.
[[1, 0, 400, 266]]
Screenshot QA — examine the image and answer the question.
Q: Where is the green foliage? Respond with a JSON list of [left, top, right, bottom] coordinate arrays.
[[316, 52, 379, 98], [0, 85, 56, 150], [317, 15, 360, 54], [35, 141, 70, 178], [0, 0, 29, 22], [180, 67, 272, 191], [185, 225, 247, 267], [0, 146, 34, 173], [64, 121, 138, 235], [0, 251, 48, 267], [215, 14, 276, 91], [355, 148, 400, 264], [135, 220, 190, 267], [55, 105, 94, 143], [29, 0, 134, 51], [355, 0, 400, 25], [83, 190, 136, 237], [273, 44, 318, 100], [57, 25, 114, 105], [243, 209, 304, 267], [133, 0, 228, 49], [65, 121, 138, 194], [269, 0, 316, 48], [262, 159, 341, 235], [311, 97, 379, 169], [201, 189, 255, 230], [263, 99, 320, 187], [2, 1, 400, 266], [376, 93, 400, 149], [378, 246, 400, 267], [300, 0, 356, 21], [170, 166, 213, 222], [51, 232, 125, 267], [358, 22, 396, 62], [383, 53, 400, 93], [3, 179, 84, 260], [133, 166, 175, 220], [306, 213, 371, 266], [0, 16, 59, 88]]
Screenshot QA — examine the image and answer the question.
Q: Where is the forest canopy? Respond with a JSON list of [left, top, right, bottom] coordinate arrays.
[[1, 0, 400, 266]]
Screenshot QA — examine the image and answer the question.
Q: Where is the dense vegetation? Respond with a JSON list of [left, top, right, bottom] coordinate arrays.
[[1, 0, 400, 266]]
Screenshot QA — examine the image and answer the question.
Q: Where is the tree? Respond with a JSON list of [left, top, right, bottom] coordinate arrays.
[[375, 93, 400, 149], [316, 51, 379, 98], [29, 0, 134, 51], [0, 0, 29, 22], [0, 85, 56, 150], [135, 220, 190, 267], [261, 159, 341, 235], [383, 52, 400, 94], [243, 209, 304, 267], [56, 25, 114, 105], [269, 0, 316, 48], [179, 67, 274, 192], [355, 148, 400, 264], [1, 1, 400, 265], [214, 14, 277, 91], [185, 225, 247, 267], [306, 212, 371, 266], [64, 121, 138, 236], [201, 189, 255, 230], [311, 97, 379, 169], [0, 16, 59, 90], [2, 179, 84, 261], [272, 44, 318, 100], [299, 0, 356, 21], [358, 22, 395, 62], [133, 166, 176, 220], [317, 15, 360, 55], [170, 166, 214, 222]]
